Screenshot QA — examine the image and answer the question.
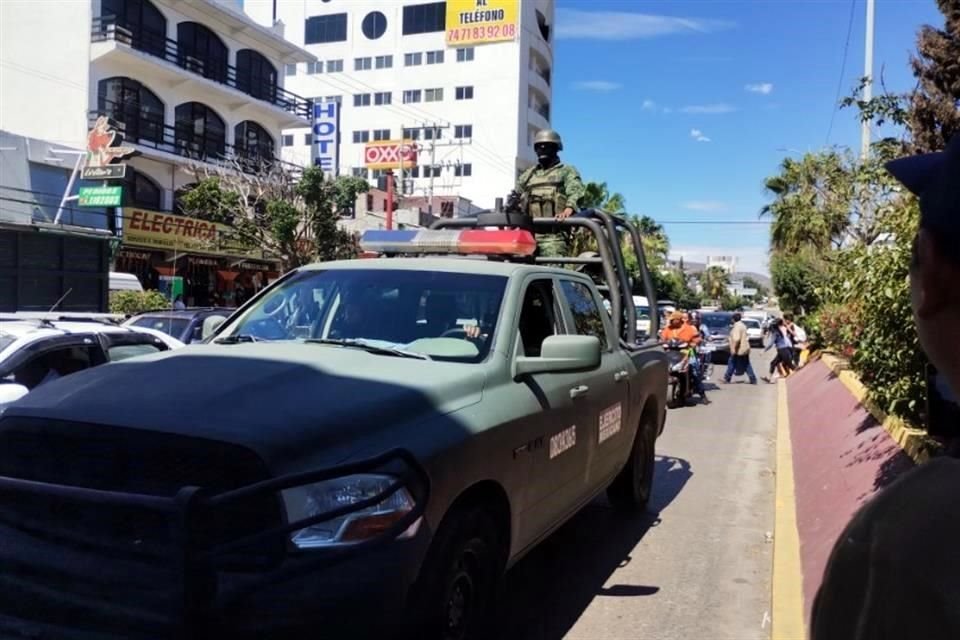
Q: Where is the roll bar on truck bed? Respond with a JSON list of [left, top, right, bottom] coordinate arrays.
[[429, 208, 660, 347]]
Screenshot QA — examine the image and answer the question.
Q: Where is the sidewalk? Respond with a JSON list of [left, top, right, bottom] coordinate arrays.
[[773, 359, 915, 635]]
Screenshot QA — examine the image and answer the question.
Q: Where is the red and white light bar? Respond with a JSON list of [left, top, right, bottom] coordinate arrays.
[[360, 229, 536, 256]]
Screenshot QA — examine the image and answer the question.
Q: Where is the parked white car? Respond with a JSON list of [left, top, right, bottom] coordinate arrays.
[[741, 317, 764, 347], [0, 316, 184, 409]]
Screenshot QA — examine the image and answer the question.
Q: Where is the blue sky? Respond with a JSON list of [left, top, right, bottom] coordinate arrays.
[[551, 0, 941, 273]]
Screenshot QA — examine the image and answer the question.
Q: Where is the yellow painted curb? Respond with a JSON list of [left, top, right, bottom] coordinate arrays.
[[773, 381, 805, 640], [819, 353, 930, 464]]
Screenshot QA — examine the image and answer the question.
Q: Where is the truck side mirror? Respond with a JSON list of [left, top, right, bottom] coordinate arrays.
[[514, 335, 602, 378], [202, 315, 228, 341], [0, 383, 30, 409]]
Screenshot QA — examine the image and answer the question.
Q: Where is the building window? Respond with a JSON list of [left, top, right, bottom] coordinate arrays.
[[177, 22, 229, 83], [373, 129, 390, 141], [352, 167, 367, 178], [423, 127, 442, 140], [408, 166, 420, 178], [402, 127, 421, 140], [322, 94, 343, 103], [455, 163, 472, 177], [456, 47, 475, 62], [374, 91, 392, 105], [403, 90, 422, 104], [370, 168, 388, 179], [424, 88, 443, 102], [236, 49, 278, 101], [306, 61, 323, 75], [361, 10, 387, 39], [354, 57, 372, 71], [282, 134, 294, 146], [303, 133, 312, 146], [454, 124, 473, 138], [102, 0, 166, 58], [426, 50, 444, 64], [235, 120, 275, 162], [375, 55, 393, 69], [123, 168, 162, 209], [455, 86, 474, 100], [404, 52, 422, 66], [536, 9, 551, 42], [305, 13, 348, 44], [353, 93, 372, 107], [285, 63, 297, 76], [426, 165, 442, 178], [97, 77, 164, 145], [352, 130, 370, 143], [402, 2, 445, 35], [326, 59, 344, 73], [174, 101, 226, 160]]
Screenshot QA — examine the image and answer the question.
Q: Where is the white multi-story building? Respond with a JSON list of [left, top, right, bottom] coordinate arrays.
[[1, 0, 314, 303], [242, 0, 555, 211], [706, 255, 739, 274]]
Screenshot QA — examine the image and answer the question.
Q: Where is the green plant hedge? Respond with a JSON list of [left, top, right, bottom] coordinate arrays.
[[109, 290, 171, 316]]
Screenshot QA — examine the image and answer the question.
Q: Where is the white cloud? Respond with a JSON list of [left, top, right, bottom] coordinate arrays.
[[642, 99, 658, 111], [745, 82, 774, 95], [669, 245, 771, 274], [663, 106, 674, 114], [690, 128, 711, 143], [680, 103, 738, 114], [573, 80, 623, 92], [556, 9, 735, 40], [683, 201, 728, 212]]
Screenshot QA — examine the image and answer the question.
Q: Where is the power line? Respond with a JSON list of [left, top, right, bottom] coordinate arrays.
[[826, 0, 858, 145]]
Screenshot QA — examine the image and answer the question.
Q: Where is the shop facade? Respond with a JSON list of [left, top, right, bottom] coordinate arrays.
[[117, 207, 280, 307]]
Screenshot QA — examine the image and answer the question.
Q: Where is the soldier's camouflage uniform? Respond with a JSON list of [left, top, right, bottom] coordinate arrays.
[[515, 162, 586, 257]]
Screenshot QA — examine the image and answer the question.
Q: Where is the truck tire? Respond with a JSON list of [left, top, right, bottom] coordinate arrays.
[[606, 415, 656, 511], [412, 506, 505, 640]]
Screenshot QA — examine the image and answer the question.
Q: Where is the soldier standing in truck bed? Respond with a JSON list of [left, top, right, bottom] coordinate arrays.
[[515, 129, 586, 257]]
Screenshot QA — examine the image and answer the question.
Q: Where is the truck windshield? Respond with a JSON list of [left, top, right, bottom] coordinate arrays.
[[221, 269, 507, 363]]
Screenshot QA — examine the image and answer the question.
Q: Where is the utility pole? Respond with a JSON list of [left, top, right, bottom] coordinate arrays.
[[386, 169, 394, 230], [861, 0, 875, 159], [420, 121, 450, 217]]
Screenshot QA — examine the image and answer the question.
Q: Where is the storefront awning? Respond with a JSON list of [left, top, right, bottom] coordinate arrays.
[[217, 270, 240, 282]]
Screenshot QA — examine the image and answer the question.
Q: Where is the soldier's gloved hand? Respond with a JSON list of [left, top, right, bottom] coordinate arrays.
[[556, 207, 576, 220]]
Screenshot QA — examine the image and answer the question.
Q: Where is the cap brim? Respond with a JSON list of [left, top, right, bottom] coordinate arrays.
[[885, 151, 946, 195]]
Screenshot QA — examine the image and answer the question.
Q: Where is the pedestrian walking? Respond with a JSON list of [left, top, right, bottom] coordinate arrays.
[[783, 312, 808, 368], [810, 134, 960, 640], [762, 318, 794, 382], [724, 312, 758, 384]]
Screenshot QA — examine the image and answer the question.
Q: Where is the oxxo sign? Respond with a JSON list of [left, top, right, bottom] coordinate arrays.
[[364, 140, 418, 170], [312, 100, 340, 175]]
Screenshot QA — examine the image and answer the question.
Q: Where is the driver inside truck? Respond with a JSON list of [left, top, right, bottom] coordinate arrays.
[[420, 292, 482, 340]]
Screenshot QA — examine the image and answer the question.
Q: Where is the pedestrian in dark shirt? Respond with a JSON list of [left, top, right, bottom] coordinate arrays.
[[811, 135, 960, 640]]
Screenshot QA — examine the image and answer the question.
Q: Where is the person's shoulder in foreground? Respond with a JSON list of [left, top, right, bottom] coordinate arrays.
[[810, 456, 960, 640]]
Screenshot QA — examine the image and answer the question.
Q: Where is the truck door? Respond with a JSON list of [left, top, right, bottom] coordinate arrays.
[[505, 276, 595, 549], [556, 277, 632, 492]]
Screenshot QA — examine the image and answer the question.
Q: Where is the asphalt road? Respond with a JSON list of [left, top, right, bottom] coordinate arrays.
[[490, 352, 779, 640]]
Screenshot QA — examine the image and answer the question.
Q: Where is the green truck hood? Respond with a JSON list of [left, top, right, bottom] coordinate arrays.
[[5, 343, 486, 469]]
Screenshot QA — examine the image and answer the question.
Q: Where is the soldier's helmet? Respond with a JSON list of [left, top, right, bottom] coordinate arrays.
[[533, 129, 563, 151]]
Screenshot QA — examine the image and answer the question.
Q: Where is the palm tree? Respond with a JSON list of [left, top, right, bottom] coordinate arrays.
[[700, 266, 730, 301], [760, 151, 853, 255], [581, 181, 626, 213]]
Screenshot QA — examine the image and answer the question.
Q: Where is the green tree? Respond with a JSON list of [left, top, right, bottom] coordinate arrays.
[[761, 151, 853, 254], [770, 248, 829, 315], [908, 0, 960, 153], [580, 181, 626, 213], [180, 164, 368, 271], [741, 276, 769, 299], [699, 266, 730, 301]]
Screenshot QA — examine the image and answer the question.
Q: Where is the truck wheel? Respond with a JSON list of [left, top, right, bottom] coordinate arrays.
[[607, 416, 656, 511], [414, 507, 504, 640]]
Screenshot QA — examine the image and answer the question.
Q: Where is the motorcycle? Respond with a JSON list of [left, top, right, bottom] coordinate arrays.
[[664, 339, 694, 408]]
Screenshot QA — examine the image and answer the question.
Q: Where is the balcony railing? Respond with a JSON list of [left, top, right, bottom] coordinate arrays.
[[91, 15, 312, 120], [89, 105, 300, 174], [534, 103, 551, 121]]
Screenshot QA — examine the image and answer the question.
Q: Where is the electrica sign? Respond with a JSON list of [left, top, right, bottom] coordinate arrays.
[[78, 185, 123, 207], [445, 0, 519, 47], [363, 140, 418, 169], [312, 100, 340, 176]]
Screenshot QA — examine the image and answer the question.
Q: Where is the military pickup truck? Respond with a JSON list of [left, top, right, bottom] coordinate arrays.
[[0, 211, 668, 640]]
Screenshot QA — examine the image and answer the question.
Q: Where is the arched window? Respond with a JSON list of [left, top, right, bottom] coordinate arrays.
[[174, 102, 226, 161], [123, 168, 163, 209], [102, 0, 166, 57], [177, 22, 228, 83], [234, 121, 274, 164], [236, 49, 277, 102], [97, 77, 164, 145]]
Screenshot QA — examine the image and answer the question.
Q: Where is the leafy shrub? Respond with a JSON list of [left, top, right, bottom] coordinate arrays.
[[110, 290, 171, 316], [812, 302, 861, 356]]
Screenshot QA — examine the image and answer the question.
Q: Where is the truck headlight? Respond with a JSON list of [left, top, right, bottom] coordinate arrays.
[[282, 474, 420, 549]]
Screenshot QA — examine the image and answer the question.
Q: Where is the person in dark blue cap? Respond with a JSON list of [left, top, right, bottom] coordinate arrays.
[[811, 137, 960, 639]]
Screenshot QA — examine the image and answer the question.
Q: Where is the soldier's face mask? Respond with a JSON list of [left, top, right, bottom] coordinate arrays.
[[535, 142, 559, 166]]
